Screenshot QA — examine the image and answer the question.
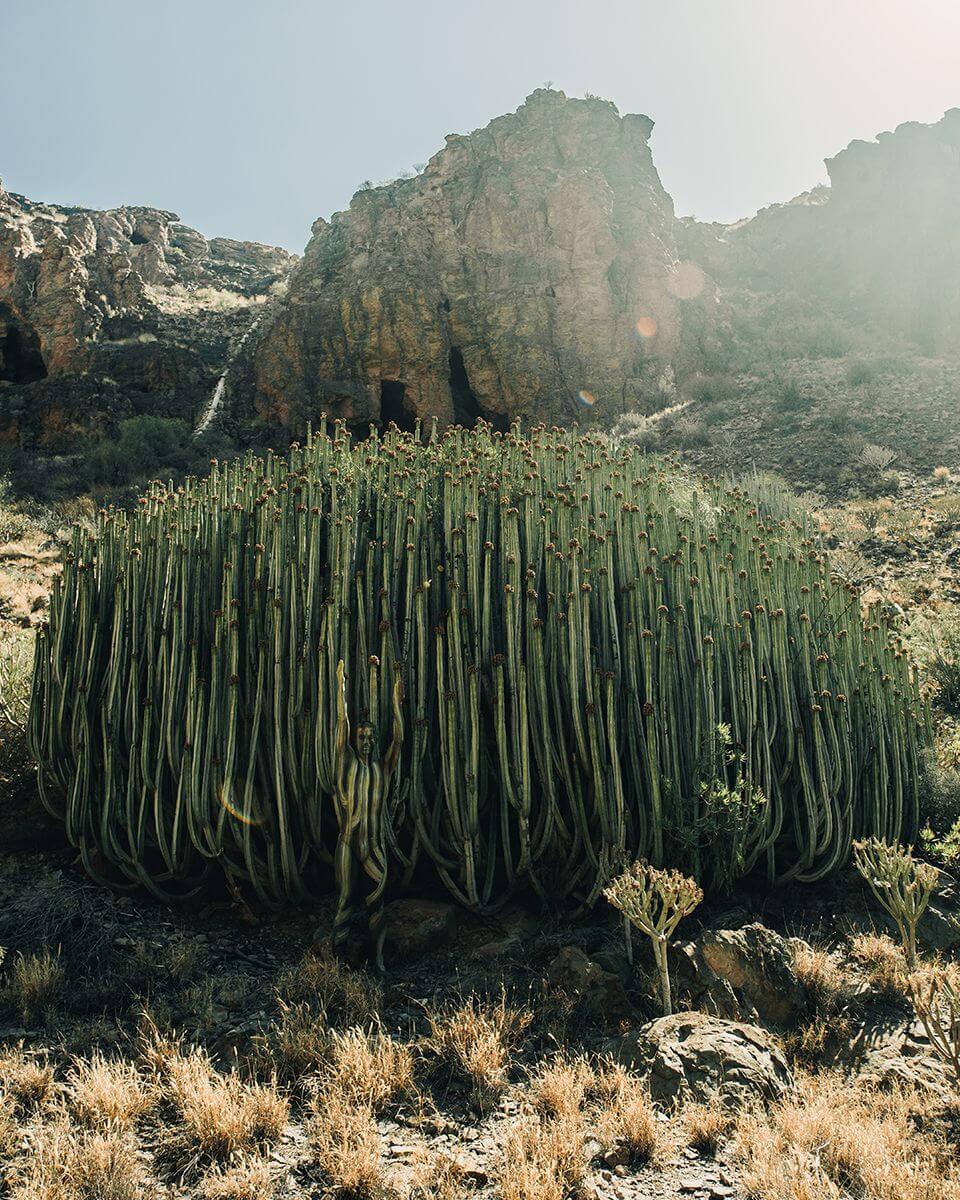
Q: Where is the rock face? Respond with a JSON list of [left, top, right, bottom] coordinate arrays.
[[243, 89, 718, 432], [609, 1011, 793, 1106], [0, 181, 294, 450], [697, 924, 808, 1028], [708, 108, 960, 356]]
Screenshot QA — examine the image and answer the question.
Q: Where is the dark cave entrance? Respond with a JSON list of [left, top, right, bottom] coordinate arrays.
[[379, 379, 416, 432], [0, 313, 47, 384], [129, 231, 149, 246], [448, 345, 507, 431]]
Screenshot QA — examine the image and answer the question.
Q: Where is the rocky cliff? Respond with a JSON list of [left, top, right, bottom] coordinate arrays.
[[0, 183, 294, 452], [239, 89, 720, 432], [705, 108, 960, 355]]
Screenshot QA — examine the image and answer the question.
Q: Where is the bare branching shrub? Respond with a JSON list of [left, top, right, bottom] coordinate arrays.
[[910, 967, 960, 1084], [604, 861, 702, 1014], [853, 838, 938, 969], [857, 444, 897, 474], [425, 992, 532, 1108]]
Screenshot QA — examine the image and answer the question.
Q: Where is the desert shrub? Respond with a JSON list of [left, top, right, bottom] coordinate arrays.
[[611, 412, 660, 451], [907, 605, 960, 717], [0, 474, 29, 543], [775, 377, 808, 412], [689, 372, 737, 406], [30, 424, 930, 936], [845, 359, 877, 387]]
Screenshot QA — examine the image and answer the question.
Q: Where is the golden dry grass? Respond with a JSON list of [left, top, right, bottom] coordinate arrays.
[[308, 1093, 385, 1198], [4, 949, 65, 1024], [528, 1054, 594, 1121], [593, 1063, 661, 1166], [277, 952, 382, 1026], [426, 992, 532, 1108], [848, 931, 909, 997], [735, 1073, 960, 1200], [0, 1044, 56, 1111], [154, 1044, 288, 1176], [498, 1111, 588, 1200], [65, 1052, 151, 1129], [9, 1118, 147, 1200], [254, 999, 332, 1085], [793, 943, 851, 1008], [324, 1026, 415, 1113], [198, 1155, 276, 1200], [682, 1098, 734, 1156]]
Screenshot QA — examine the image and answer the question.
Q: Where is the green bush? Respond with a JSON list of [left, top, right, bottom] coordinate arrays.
[[30, 421, 930, 925], [845, 360, 877, 387]]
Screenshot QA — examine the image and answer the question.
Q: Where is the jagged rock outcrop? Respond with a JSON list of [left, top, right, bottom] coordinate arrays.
[[242, 89, 720, 431], [699, 108, 960, 356], [0, 182, 295, 449]]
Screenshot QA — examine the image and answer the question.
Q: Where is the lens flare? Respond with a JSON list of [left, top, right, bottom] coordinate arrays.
[[577, 389, 597, 408], [667, 261, 706, 300], [635, 316, 658, 339]]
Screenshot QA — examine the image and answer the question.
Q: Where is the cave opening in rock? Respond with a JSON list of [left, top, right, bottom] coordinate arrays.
[[448, 346, 507, 431], [379, 379, 416, 432], [0, 313, 47, 384], [129, 231, 149, 246]]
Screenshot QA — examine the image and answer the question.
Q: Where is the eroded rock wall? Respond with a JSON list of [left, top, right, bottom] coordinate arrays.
[[243, 89, 719, 431]]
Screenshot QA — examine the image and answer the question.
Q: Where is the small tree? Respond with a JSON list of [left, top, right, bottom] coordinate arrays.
[[853, 838, 938, 970], [910, 968, 960, 1086], [604, 861, 703, 1015]]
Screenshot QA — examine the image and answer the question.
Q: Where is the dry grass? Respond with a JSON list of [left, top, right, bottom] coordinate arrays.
[[4, 949, 65, 1024], [308, 1093, 385, 1198], [593, 1063, 661, 1166], [154, 1044, 288, 1176], [735, 1072, 960, 1200], [793, 943, 851, 1009], [253, 999, 332, 1085], [325, 1026, 415, 1113], [408, 1150, 470, 1200], [9, 1118, 148, 1200], [65, 1052, 151, 1129], [277, 952, 382, 1026], [425, 992, 532, 1108], [682, 1098, 734, 1156], [528, 1053, 594, 1121], [198, 1155, 276, 1200], [498, 1111, 588, 1200], [848, 931, 909, 997], [0, 1044, 56, 1111]]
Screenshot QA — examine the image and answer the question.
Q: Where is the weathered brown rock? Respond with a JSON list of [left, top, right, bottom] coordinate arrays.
[[244, 89, 719, 431], [0, 180, 295, 447], [608, 1011, 793, 1105], [546, 945, 633, 1026], [697, 923, 808, 1027]]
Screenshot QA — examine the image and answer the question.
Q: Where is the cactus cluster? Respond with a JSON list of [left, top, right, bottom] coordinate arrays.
[[29, 419, 930, 916]]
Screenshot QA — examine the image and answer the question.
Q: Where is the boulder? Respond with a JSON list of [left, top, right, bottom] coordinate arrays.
[[545, 946, 633, 1026], [384, 898, 461, 962], [698, 923, 808, 1027], [608, 1011, 793, 1106]]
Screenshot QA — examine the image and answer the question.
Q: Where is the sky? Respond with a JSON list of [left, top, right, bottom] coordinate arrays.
[[3, 0, 960, 252]]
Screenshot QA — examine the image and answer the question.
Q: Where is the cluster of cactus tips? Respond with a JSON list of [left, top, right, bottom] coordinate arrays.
[[28, 417, 930, 954]]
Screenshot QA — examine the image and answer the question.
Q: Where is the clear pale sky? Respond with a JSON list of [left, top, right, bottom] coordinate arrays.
[[4, 0, 959, 251]]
